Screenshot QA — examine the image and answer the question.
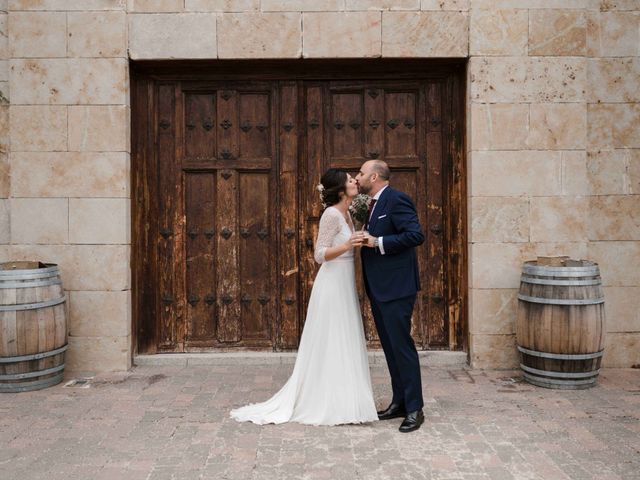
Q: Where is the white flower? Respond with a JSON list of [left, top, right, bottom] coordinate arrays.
[[316, 183, 324, 192]]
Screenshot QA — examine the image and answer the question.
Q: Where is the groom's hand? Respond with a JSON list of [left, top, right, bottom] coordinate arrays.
[[362, 232, 377, 248]]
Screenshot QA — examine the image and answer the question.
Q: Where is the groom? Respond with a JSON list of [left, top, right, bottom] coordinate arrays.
[[356, 160, 425, 433]]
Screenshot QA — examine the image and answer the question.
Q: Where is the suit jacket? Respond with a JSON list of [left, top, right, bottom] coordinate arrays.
[[360, 186, 425, 302]]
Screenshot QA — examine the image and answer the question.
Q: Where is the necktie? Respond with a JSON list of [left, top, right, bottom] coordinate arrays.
[[364, 199, 377, 230]]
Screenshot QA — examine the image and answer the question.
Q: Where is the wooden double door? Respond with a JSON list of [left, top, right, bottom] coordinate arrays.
[[132, 61, 466, 354]]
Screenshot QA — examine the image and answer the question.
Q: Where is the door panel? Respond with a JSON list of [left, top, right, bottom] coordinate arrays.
[[384, 90, 419, 159], [184, 93, 216, 159]]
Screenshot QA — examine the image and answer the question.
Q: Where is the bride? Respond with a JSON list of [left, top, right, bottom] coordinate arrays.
[[230, 169, 378, 426]]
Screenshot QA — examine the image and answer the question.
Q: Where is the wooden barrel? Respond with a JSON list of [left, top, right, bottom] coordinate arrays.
[[0, 262, 68, 392], [516, 259, 606, 389]]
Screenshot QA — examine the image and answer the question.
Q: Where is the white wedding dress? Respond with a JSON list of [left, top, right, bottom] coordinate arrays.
[[230, 206, 378, 426]]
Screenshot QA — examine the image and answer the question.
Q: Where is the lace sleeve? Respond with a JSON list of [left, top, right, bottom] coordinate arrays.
[[314, 208, 342, 264]]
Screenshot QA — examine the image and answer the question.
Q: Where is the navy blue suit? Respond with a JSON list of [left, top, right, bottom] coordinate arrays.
[[361, 186, 425, 412]]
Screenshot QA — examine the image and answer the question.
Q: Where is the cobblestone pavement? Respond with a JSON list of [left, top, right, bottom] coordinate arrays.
[[1, 365, 639, 480]]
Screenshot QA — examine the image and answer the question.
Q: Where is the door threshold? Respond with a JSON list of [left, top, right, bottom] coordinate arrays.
[[134, 350, 468, 368]]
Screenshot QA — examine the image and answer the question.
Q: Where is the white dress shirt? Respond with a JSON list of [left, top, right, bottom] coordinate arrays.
[[369, 184, 388, 255]]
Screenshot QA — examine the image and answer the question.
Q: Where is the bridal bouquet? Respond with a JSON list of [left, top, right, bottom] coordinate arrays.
[[349, 194, 372, 230]]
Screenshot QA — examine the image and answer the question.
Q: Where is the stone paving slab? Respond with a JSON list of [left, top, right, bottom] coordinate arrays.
[[0, 365, 639, 480]]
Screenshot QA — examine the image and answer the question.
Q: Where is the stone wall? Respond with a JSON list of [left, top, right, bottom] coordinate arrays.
[[0, 0, 637, 371], [4, 0, 131, 371], [468, 1, 640, 368], [585, 4, 640, 368]]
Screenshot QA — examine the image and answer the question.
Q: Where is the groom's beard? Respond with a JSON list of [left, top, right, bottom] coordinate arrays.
[[358, 184, 370, 195]]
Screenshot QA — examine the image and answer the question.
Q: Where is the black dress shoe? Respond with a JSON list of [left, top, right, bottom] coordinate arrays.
[[399, 409, 424, 433], [377, 402, 406, 421]]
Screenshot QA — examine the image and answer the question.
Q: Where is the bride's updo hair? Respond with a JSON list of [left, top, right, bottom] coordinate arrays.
[[319, 168, 348, 208]]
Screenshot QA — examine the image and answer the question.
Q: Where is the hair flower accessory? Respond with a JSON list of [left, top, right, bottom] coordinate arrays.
[[316, 183, 327, 208]]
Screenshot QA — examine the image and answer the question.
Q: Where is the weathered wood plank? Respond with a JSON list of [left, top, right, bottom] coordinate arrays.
[[215, 168, 241, 343], [156, 82, 180, 351], [185, 172, 217, 344], [278, 82, 300, 349]]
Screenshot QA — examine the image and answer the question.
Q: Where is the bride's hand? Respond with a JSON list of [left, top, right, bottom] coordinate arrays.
[[347, 232, 365, 248]]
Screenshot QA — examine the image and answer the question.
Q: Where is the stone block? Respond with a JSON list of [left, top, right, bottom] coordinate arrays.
[[69, 198, 129, 244], [528, 103, 586, 150], [68, 106, 129, 152], [382, 11, 468, 57], [261, 0, 340, 11], [587, 10, 640, 57], [10, 197, 68, 244], [8, 11, 66, 58], [129, 13, 216, 59], [469, 333, 518, 369], [588, 240, 640, 287], [67, 11, 127, 58], [346, 0, 419, 9], [470, 9, 527, 56], [0, 58, 7, 81], [0, 198, 8, 243], [588, 103, 640, 149], [589, 196, 640, 241], [561, 151, 589, 196], [304, 12, 380, 58], [68, 290, 131, 337], [218, 13, 301, 58], [66, 335, 131, 372], [530, 241, 589, 259], [421, 0, 468, 9], [602, 287, 640, 333], [471, 242, 525, 289], [0, 153, 8, 198], [10, 58, 128, 105], [185, 0, 259, 10], [588, 58, 640, 104], [10, 152, 129, 198], [470, 103, 529, 150], [0, 80, 8, 103], [599, 0, 640, 10], [529, 9, 586, 56], [11, 244, 130, 290], [470, 57, 586, 103], [128, 0, 184, 11], [0, 104, 7, 152], [470, 150, 562, 197], [530, 196, 588, 243], [0, 14, 8, 60], [602, 333, 640, 368], [587, 149, 640, 195], [470, 288, 517, 335], [471, 196, 529, 243], [473, 241, 590, 290], [10, 105, 66, 151], [9, 0, 123, 9], [471, 0, 596, 7]]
